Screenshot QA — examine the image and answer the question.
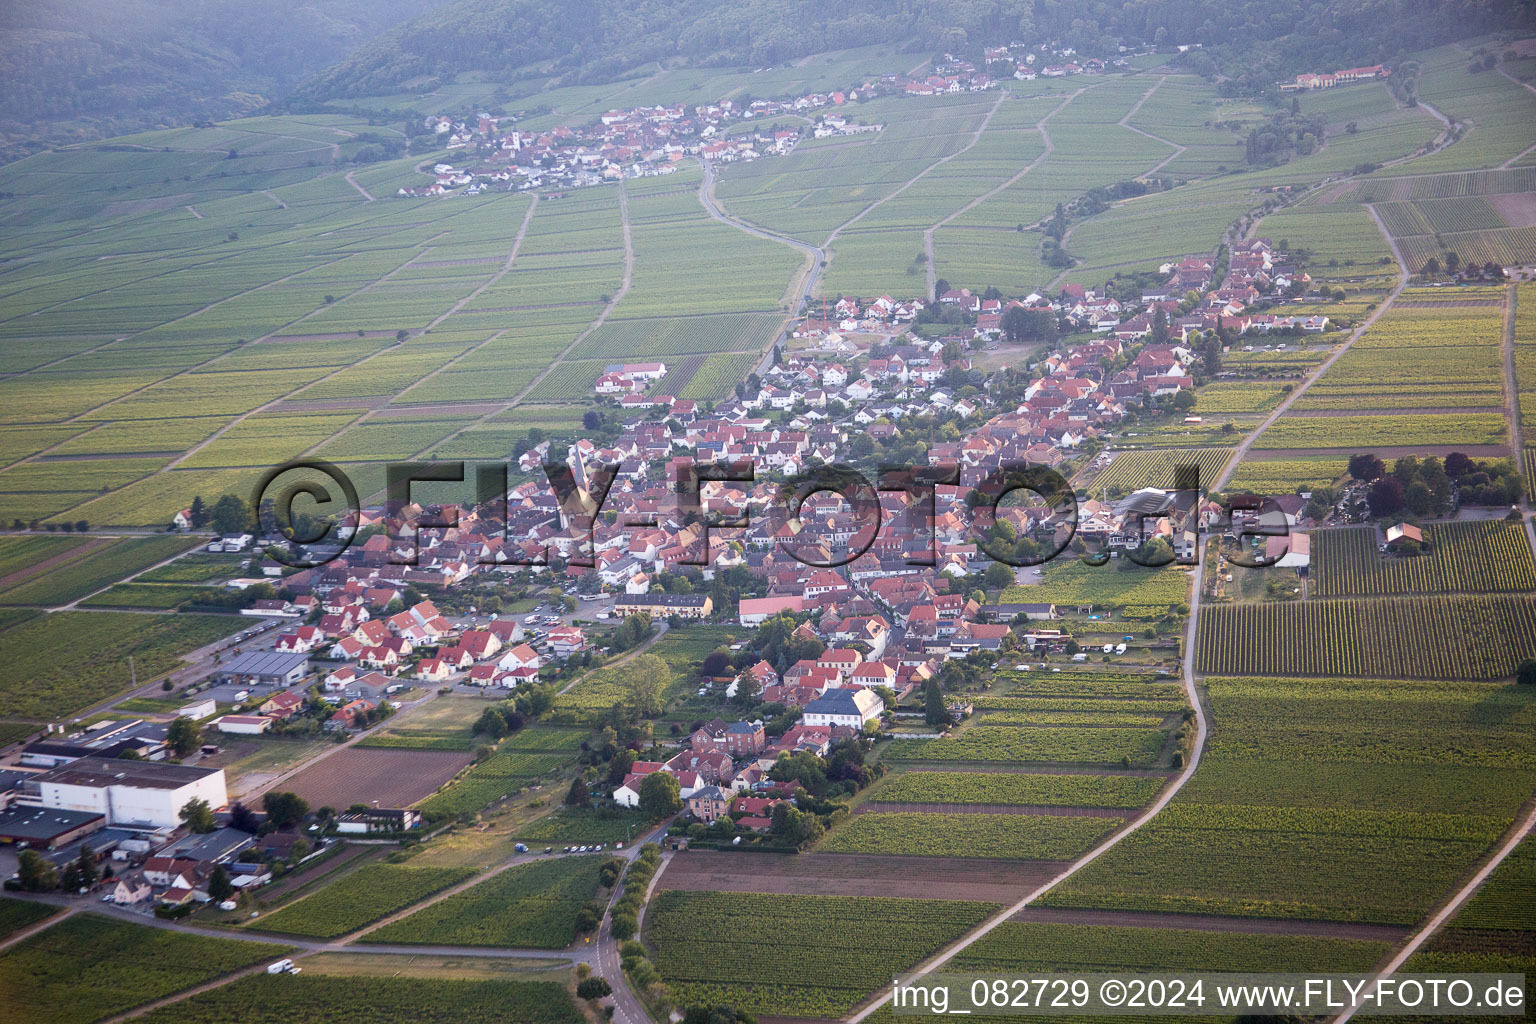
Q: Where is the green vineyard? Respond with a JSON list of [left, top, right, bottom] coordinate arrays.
[[1195, 595, 1536, 680], [1090, 447, 1233, 494], [1309, 521, 1536, 597], [648, 891, 998, 1018]]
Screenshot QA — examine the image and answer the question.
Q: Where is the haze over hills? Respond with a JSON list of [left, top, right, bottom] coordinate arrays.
[[293, 0, 1534, 102], [0, 0, 453, 163]]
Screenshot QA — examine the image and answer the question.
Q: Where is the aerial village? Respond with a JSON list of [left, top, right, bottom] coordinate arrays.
[[0, 223, 1338, 907], [397, 44, 1131, 197]]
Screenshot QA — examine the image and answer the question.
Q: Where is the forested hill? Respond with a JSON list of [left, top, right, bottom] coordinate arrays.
[[297, 0, 1533, 101], [0, 0, 451, 163]]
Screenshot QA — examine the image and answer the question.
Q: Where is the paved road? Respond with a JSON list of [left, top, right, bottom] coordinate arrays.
[[589, 819, 677, 1024]]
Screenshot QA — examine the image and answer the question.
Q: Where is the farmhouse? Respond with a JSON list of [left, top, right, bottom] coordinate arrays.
[[801, 688, 884, 728], [1385, 522, 1426, 552]]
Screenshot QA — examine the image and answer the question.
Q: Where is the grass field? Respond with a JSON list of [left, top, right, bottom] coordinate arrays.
[[355, 695, 491, 751], [415, 726, 586, 818]]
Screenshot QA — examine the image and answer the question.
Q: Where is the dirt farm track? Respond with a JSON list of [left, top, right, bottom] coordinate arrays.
[[280, 747, 472, 809], [656, 850, 1068, 900]]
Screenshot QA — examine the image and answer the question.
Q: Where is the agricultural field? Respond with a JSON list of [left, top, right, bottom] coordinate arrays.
[[1088, 447, 1233, 494], [416, 726, 586, 818], [953, 921, 1390, 977], [549, 627, 730, 724], [1445, 839, 1536, 932], [1195, 595, 1536, 680], [135, 975, 584, 1024], [1281, 298, 1508, 418], [882, 724, 1168, 767], [679, 351, 762, 401], [1308, 520, 1536, 597], [1256, 412, 1506, 449], [355, 695, 491, 750], [1327, 166, 1536, 204], [1189, 381, 1291, 415], [78, 581, 209, 609], [1391, 835, 1536, 1011], [0, 535, 199, 606], [1258, 202, 1395, 268], [819, 811, 1115, 859], [284, 747, 475, 811], [1226, 456, 1360, 493], [136, 554, 249, 583], [868, 771, 1163, 808], [0, 535, 90, 582], [0, 611, 243, 719], [247, 864, 476, 939], [363, 855, 602, 949], [0, 913, 283, 1024], [997, 560, 1190, 613], [648, 891, 998, 1018], [0, 898, 57, 940], [1038, 671, 1536, 925], [1517, 283, 1536, 447], [511, 806, 649, 846], [1387, 44, 1536, 174]]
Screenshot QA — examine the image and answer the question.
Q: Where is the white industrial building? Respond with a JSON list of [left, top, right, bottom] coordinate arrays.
[[20, 756, 227, 829]]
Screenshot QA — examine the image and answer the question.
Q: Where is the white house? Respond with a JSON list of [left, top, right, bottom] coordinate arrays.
[[497, 643, 542, 672], [801, 688, 883, 728]]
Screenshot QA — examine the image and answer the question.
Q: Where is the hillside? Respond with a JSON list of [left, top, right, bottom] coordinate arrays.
[[0, 0, 451, 163], [295, 0, 1532, 102]]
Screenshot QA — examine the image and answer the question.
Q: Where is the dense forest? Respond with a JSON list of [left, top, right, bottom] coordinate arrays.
[[0, 0, 449, 163], [295, 0, 1535, 101]]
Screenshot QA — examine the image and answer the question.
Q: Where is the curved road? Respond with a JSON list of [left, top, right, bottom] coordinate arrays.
[[697, 158, 825, 372]]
